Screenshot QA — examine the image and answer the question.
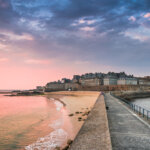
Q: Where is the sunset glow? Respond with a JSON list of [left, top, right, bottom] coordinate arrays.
[[0, 0, 150, 89]]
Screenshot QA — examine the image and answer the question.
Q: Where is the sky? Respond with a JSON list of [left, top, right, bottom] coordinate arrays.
[[0, 0, 150, 89]]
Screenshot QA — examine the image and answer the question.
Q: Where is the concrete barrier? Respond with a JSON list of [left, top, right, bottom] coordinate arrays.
[[69, 94, 112, 150]]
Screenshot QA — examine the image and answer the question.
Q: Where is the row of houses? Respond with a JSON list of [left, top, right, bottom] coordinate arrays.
[[36, 72, 150, 92]]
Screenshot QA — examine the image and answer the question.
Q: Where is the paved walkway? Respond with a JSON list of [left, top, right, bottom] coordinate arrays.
[[105, 93, 150, 150], [69, 94, 112, 150]]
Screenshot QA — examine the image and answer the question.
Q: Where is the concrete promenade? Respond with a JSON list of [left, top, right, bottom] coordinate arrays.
[[105, 93, 150, 150], [69, 94, 112, 150]]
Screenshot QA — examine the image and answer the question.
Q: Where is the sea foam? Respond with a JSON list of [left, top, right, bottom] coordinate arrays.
[[25, 128, 68, 150], [25, 99, 67, 150]]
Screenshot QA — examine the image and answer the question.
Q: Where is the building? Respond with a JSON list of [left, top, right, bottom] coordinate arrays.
[[44, 71, 140, 91], [95, 72, 104, 78], [103, 77, 118, 85], [36, 86, 44, 92], [80, 78, 102, 87], [72, 75, 81, 83], [45, 82, 65, 92], [61, 78, 71, 83], [81, 73, 96, 79], [138, 78, 150, 85], [65, 83, 81, 91], [117, 78, 138, 85], [144, 76, 150, 79]]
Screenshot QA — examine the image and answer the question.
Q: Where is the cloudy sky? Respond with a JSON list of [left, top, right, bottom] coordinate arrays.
[[0, 0, 150, 89]]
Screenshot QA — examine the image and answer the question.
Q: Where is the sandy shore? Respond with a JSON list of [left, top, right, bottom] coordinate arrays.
[[0, 91, 99, 150], [45, 91, 100, 141]]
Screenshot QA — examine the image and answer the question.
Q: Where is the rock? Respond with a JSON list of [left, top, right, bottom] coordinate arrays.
[[83, 112, 88, 116], [67, 139, 73, 145], [55, 147, 60, 150], [87, 111, 90, 115], [62, 145, 69, 150], [106, 106, 109, 110], [78, 117, 82, 121], [75, 111, 80, 114], [69, 113, 74, 117]]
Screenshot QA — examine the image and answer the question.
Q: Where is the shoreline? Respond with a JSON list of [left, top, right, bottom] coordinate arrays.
[[47, 91, 100, 149], [26, 91, 99, 150], [0, 91, 99, 150]]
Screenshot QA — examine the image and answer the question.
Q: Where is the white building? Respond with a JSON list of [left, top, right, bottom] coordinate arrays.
[[36, 86, 44, 92], [103, 77, 118, 85], [80, 78, 102, 87], [138, 78, 150, 85], [117, 78, 137, 85]]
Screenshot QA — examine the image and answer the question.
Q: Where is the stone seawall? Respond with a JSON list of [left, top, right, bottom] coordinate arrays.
[[45, 84, 150, 92], [69, 94, 112, 150], [112, 91, 150, 101]]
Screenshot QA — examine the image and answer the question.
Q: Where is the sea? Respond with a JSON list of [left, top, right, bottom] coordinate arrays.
[[132, 97, 150, 110], [0, 94, 73, 150]]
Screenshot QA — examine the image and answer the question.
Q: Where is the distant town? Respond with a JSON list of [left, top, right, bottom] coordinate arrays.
[[36, 72, 150, 92]]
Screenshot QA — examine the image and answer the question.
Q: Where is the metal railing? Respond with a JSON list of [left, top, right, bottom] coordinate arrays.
[[110, 92, 150, 120]]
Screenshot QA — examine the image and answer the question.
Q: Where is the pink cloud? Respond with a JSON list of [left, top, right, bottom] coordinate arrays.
[[78, 19, 96, 25], [80, 26, 95, 31], [0, 58, 8, 62], [0, 64, 75, 89], [0, 1, 9, 8], [124, 31, 150, 42], [0, 31, 34, 41], [144, 13, 150, 18], [128, 16, 136, 22], [73, 19, 96, 26], [24, 59, 51, 65], [78, 19, 85, 24], [86, 20, 96, 25], [0, 43, 7, 49], [75, 60, 90, 65]]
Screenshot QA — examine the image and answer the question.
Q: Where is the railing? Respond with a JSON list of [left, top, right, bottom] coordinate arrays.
[[110, 92, 150, 120]]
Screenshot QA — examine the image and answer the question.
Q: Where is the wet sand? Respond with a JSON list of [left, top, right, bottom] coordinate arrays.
[[26, 91, 100, 150], [45, 91, 100, 141]]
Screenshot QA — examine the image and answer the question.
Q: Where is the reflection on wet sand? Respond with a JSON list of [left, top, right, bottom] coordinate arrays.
[[25, 101, 73, 150]]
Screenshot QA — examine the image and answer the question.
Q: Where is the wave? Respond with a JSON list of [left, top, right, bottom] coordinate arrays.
[[25, 100, 67, 150], [25, 128, 68, 150]]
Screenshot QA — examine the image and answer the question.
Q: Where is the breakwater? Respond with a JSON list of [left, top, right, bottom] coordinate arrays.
[[69, 94, 112, 150], [112, 91, 150, 101], [45, 83, 150, 92], [105, 93, 150, 149]]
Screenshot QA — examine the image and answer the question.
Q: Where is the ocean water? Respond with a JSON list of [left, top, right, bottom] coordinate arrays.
[[0, 94, 73, 150], [132, 97, 150, 110]]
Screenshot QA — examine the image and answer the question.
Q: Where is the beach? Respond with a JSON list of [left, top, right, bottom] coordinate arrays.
[[45, 91, 100, 140], [0, 91, 99, 150]]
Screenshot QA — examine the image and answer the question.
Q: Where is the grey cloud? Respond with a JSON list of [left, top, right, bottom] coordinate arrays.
[[0, 0, 150, 73]]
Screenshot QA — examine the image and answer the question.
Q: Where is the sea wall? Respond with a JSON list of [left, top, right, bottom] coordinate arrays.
[[69, 94, 112, 150], [112, 90, 150, 101], [78, 85, 150, 91], [45, 83, 65, 92], [80, 78, 102, 87], [65, 83, 81, 91], [45, 82, 150, 92]]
